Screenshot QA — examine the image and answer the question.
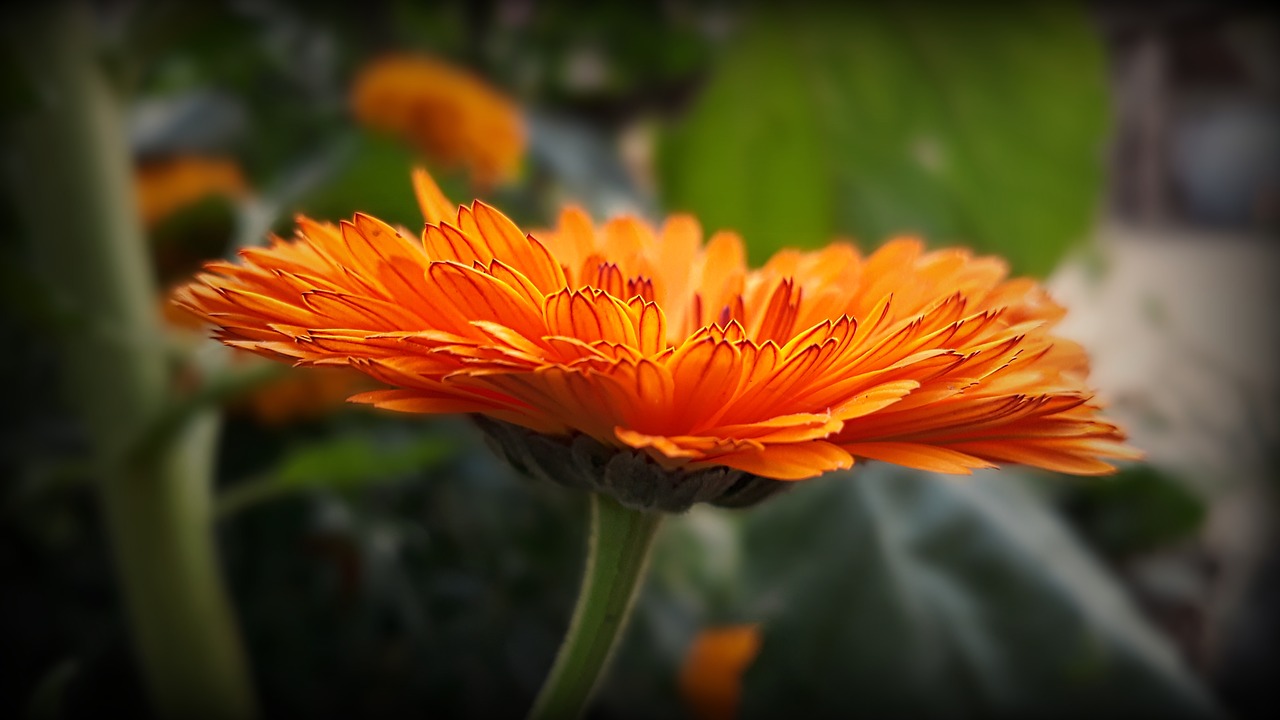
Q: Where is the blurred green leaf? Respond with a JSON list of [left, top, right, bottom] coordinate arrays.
[[658, 4, 1109, 275], [291, 130, 470, 230], [218, 431, 453, 517], [272, 435, 446, 489], [739, 468, 1218, 719], [1063, 465, 1208, 557], [290, 131, 424, 228]]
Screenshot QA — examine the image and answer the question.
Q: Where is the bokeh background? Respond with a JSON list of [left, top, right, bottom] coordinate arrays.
[[2, 1, 1277, 718]]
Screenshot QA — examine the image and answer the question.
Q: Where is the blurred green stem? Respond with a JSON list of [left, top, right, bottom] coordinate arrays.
[[528, 494, 663, 720], [8, 4, 255, 718]]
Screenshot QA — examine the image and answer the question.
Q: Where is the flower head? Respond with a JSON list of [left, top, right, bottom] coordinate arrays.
[[350, 55, 524, 187], [173, 169, 1138, 510]]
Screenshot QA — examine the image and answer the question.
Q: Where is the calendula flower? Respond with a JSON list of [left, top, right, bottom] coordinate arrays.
[[135, 156, 247, 228], [350, 55, 525, 187], [173, 169, 1138, 511], [679, 625, 762, 720]]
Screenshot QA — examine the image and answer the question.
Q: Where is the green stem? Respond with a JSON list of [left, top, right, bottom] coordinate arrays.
[[8, 4, 255, 718], [528, 494, 664, 720]]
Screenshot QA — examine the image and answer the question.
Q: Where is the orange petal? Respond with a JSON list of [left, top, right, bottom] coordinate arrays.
[[842, 442, 996, 474], [700, 440, 853, 481], [412, 167, 455, 225]]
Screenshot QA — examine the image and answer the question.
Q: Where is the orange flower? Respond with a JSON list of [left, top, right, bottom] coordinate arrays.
[[679, 625, 762, 720], [173, 169, 1138, 508], [350, 55, 524, 187], [135, 156, 247, 228]]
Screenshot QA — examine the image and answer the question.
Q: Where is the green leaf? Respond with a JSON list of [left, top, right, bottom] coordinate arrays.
[[739, 468, 1219, 719], [291, 130, 469, 230], [657, 4, 1109, 276], [217, 431, 454, 517], [274, 435, 450, 489]]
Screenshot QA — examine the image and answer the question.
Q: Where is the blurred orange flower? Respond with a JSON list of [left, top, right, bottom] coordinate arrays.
[[679, 625, 762, 720], [350, 55, 525, 187], [173, 168, 1138, 501], [135, 156, 247, 228], [233, 365, 369, 426]]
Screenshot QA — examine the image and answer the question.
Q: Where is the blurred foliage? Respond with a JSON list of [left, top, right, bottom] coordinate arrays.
[[489, 1, 710, 110], [290, 130, 431, 230], [1061, 465, 1208, 559], [0, 44, 38, 118], [737, 468, 1217, 719], [217, 424, 454, 517], [148, 194, 238, 283], [658, 3, 1109, 275], [215, 416, 584, 718], [122, 3, 338, 178]]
